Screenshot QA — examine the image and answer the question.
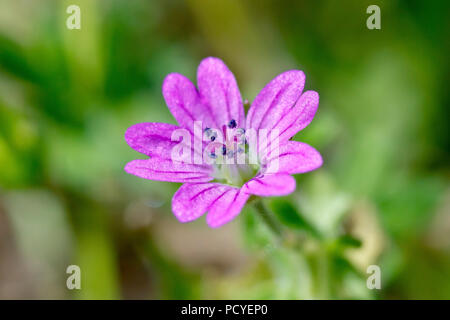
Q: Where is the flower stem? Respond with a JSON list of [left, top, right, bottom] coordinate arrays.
[[253, 200, 283, 238]]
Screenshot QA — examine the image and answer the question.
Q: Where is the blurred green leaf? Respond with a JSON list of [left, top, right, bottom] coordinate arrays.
[[269, 198, 320, 238], [336, 235, 362, 249]]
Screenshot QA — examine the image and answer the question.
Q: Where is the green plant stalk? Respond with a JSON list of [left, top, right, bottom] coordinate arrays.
[[253, 200, 284, 238]]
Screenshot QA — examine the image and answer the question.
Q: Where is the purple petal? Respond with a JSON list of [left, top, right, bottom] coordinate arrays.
[[243, 173, 296, 197], [197, 57, 244, 128], [263, 141, 323, 174], [259, 90, 319, 155], [162, 73, 216, 130], [125, 122, 198, 160], [273, 90, 319, 143], [206, 188, 249, 228], [172, 183, 232, 223], [246, 70, 305, 131], [124, 159, 213, 183]]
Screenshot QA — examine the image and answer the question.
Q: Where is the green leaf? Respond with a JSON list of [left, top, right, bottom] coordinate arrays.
[[336, 235, 362, 248], [268, 198, 320, 238]]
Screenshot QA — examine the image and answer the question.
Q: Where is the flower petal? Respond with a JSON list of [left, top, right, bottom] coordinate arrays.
[[124, 159, 213, 183], [246, 70, 305, 131], [172, 183, 231, 223], [272, 90, 319, 143], [258, 90, 319, 155], [243, 173, 296, 197], [162, 73, 216, 130], [125, 122, 197, 160], [206, 188, 249, 228], [263, 141, 323, 174], [197, 57, 244, 128]]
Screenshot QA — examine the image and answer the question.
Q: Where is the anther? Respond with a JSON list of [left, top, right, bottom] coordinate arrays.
[[204, 128, 217, 141], [209, 152, 217, 159], [228, 119, 237, 129]]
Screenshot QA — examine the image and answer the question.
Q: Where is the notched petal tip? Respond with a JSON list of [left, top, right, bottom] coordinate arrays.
[[162, 72, 186, 87], [124, 160, 138, 175], [162, 72, 194, 101], [284, 69, 306, 82], [124, 122, 150, 147], [270, 69, 306, 89], [300, 90, 319, 107], [312, 148, 324, 170], [197, 57, 233, 80], [243, 174, 296, 197], [294, 89, 319, 129], [206, 218, 227, 229], [198, 56, 226, 68]]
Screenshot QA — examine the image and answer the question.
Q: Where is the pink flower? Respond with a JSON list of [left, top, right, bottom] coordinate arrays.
[[125, 57, 322, 228]]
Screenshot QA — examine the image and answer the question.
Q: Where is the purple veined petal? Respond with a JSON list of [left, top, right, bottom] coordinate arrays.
[[125, 122, 203, 161], [162, 73, 217, 130], [243, 173, 296, 197], [245, 70, 305, 131], [273, 90, 319, 143], [172, 183, 232, 223], [206, 188, 249, 228], [197, 57, 245, 128], [124, 159, 213, 183], [259, 90, 319, 155], [262, 141, 323, 175]]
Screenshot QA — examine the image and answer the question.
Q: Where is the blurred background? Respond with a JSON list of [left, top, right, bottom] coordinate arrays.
[[0, 0, 449, 299]]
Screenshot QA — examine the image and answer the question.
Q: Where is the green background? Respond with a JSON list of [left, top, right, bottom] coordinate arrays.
[[0, 0, 448, 299]]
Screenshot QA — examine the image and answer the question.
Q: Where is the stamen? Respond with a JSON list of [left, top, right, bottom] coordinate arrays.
[[207, 124, 259, 187], [204, 128, 217, 141], [235, 128, 246, 144], [228, 119, 237, 129]]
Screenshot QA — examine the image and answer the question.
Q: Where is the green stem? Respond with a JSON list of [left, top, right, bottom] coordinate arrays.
[[253, 200, 284, 238]]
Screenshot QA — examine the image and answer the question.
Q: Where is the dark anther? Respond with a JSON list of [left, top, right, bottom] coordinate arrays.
[[205, 128, 217, 141], [228, 119, 237, 128], [221, 145, 227, 155]]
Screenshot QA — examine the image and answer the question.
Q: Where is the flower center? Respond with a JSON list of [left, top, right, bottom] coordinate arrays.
[[204, 120, 259, 187]]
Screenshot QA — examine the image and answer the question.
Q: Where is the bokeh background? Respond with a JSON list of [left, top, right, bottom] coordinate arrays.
[[0, 0, 449, 299]]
